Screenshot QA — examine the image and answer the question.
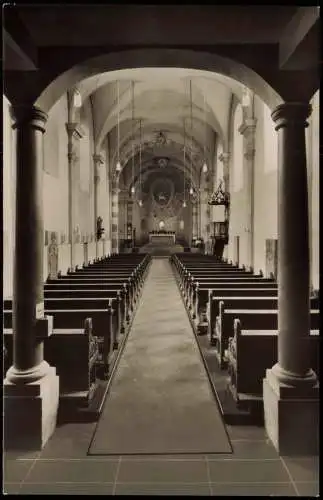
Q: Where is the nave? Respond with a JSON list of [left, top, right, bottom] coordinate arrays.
[[4, 256, 318, 496]]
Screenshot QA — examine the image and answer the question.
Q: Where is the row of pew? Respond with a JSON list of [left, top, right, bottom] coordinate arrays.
[[3, 253, 151, 415], [171, 253, 320, 413]]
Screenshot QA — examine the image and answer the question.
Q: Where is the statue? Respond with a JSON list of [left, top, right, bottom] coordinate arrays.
[[48, 232, 59, 279], [96, 216, 105, 240]]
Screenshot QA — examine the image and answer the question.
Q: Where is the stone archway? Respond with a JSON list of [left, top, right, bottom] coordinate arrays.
[[33, 49, 284, 114], [5, 45, 319, 456]]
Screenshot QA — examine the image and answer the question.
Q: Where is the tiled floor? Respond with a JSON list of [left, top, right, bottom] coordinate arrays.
[[3, 259, 320, 496], [4, 424, 319, 496]]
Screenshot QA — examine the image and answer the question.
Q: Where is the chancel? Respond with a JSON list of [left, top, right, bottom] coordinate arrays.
[[3, 4, 319, 497]]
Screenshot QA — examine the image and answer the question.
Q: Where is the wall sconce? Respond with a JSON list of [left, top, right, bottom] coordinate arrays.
[[73, 89, 82, 108]]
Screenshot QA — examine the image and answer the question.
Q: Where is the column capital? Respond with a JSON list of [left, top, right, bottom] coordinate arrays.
[[271, 102, 312, 131], [11, 105, 48, 133], [65, 122, 85, 139], [238, 118, 257, 136], [218, 152, 230, 164], [93, 153, 104, 165]]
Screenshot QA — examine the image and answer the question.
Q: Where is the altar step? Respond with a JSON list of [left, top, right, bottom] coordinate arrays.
[[139, 243, 184, 256]]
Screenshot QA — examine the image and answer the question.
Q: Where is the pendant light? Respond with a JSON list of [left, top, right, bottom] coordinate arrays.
[[116, 81, 121, 172], [202, 79, 208, 174], [182, 110, 187, 208], [189, 79, 194, 196], [138, 118, 143, 207], [131, 80, 135, 195], [73, 88, 82, 108]]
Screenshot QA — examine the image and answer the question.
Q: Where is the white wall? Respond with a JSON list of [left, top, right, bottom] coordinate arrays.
[[43, 95, 69, 239], [253, 97, 278, 274], [228, 104, 246, 264], [228, 98, 278, 272], [306, 90, 319, 290], [3, 97, 16, 298]]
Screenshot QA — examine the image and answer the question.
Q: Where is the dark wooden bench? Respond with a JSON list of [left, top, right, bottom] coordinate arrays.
[[188, 281, 278, 332], [46, 277, 138, 308], [43, 288, 128, 330], [44, 281, 134, 316], [3, 318, 101, 405], [209, 295, 319, 345], [3, 307, 114, 377], [214, 307, 320, 369], [225, 319, 320, 409], [184, 275, 274, 303], [4, 292, 124, 342]]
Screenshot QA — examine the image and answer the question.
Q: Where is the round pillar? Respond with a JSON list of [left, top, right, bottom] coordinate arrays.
[[270, 102, 317, 385], [7, 106, 51, 383]]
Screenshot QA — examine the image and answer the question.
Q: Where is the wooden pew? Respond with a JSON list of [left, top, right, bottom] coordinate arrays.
[[209, 295, 320, 346], [189, 281, 278, 333], [184, 275, 273, 303], [226, 318, 320, 409], [3, 307, 114, 377], [3, 318, 102, 406], [214, 306, 320, 369], [43, 288, 127, 331], [46, 277, 137, 308], [4, 293, 124, 345], [44, 282, 133, 317]]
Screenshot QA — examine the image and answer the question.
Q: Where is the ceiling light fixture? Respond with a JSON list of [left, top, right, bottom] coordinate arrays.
[[131, 80, 135, 196], [182, 94, 186, 209], [73, 88, 82, 108], [116, 80, 121, 172], [202, 80, 208, 174], [189, 79, 194, 196], [138, 118, 142, 207]]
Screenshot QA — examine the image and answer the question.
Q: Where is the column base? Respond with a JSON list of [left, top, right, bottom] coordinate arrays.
[[263, 366, 319, 456], [4, 365, 59, 451]]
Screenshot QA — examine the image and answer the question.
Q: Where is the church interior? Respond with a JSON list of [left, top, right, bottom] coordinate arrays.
[[3, 5, 320, 496]]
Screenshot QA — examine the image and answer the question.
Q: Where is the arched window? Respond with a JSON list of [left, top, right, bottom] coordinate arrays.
[[233, 104, 244, 192]]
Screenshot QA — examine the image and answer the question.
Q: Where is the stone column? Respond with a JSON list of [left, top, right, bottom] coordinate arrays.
[[111, 180, 119, 254], [127, 199, 133, 245], [4, 106, 59, 450], [238, 119, 256, 272], [263, 102, 319, 456], [93, 153, 104, 258], [66, 122, 83, 271], [219, 152, 230, 260], [219, 152, 230, 195], [199, 187, 209, 244], [192, 200, 198, 242]]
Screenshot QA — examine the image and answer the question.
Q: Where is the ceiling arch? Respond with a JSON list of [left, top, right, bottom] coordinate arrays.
[[94, 79, 226, 149], [126, 160, 201, 195], [110, 121, 214, 172]]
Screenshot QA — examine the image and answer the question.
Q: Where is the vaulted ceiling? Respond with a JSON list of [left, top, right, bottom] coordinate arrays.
[[77, 68, 244, 192], [4, 5, 319, 195]]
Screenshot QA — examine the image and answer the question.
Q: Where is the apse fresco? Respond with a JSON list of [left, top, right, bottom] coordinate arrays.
[[151, 177, 174, 207]]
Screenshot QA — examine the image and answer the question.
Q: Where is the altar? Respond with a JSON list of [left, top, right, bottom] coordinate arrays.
[[149, 231, 176, 245]]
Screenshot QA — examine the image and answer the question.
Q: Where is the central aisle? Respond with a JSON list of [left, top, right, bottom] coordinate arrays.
[[89, 258, 231, 455]]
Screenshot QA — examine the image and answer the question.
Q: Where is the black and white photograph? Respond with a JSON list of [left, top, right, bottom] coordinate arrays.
[[3, 4, 320, 496]]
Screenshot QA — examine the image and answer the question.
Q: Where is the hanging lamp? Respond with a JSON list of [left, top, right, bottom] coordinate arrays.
[[189, 79, 194, 196], [202, 79, 208, 174], [116, 81, 121, 172], [182, 111, 187, 208], [73, 88, 82, 108], [131, 81, 135, 195], [138, 118, 143, 206]]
